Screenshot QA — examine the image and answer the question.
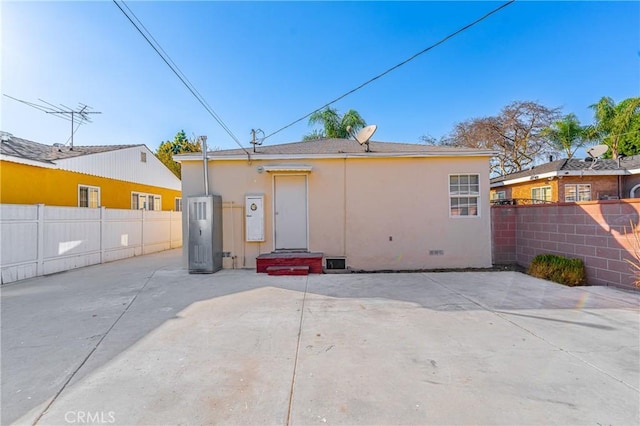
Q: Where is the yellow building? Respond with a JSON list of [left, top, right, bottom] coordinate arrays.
[[1, 133, 182, 211]]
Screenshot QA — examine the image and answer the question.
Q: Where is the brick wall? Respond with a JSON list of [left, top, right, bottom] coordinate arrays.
[[492, 200, 640, 290], [623, 175, 640, 198]]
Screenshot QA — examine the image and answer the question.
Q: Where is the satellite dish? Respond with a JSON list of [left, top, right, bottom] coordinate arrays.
[[346, 124, 377, 152], [355, 125, 377, 145], [586, 144, 608, 159]]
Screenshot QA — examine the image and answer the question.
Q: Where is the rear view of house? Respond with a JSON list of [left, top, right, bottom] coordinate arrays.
[[177, 138, 495, 272]]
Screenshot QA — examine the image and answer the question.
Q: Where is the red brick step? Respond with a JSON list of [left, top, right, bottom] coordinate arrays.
[[257, 252, 323, 274], [266, 266, 309, 276]]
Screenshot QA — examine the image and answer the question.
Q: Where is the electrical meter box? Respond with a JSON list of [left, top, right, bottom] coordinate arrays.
[[245, 195, 264, 242], [188, 195, 223, 273]]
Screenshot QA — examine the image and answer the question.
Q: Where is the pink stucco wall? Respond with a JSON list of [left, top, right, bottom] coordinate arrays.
[[181, 155, 493, 271], [492, 200, 640, 290]]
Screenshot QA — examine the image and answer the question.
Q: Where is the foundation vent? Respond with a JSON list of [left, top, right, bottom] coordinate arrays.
[[325, 257, 347, 270]]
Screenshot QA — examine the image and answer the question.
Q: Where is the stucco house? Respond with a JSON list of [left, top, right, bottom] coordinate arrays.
[[0, 132, 182, 210], [177, 138, 495, 272], [490, 156, 640, 204]]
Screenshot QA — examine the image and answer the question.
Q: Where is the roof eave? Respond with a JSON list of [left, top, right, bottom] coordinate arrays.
[[0, 153, 57, 168], [176, 150, 496, 162], [490, 169, 628, 187]]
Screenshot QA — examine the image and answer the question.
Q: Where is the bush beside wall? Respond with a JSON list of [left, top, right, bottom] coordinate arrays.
[[528, 253, 587, 287]]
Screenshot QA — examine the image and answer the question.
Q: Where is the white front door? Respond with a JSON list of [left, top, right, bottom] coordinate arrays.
[[274, 175, 308, 250]]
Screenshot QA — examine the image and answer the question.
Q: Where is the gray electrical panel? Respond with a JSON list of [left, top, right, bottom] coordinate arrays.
[[188, 195, 223, 273]]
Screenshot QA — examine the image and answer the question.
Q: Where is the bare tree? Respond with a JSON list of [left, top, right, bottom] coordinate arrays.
[[439, 101, 560, 176]]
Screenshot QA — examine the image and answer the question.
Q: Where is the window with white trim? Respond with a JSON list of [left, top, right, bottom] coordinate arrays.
[[492, 191, 506, 200], [531, 186, 552, 203], [78, 185, 100, 208], [449, 174, 479, 217], [131, 192, 161, 210], [175, 197, 182, 212], [565, 184, 591, 202]]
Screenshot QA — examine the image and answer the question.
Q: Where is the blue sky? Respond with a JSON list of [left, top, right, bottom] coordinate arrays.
[[2, 1, 638, 153]]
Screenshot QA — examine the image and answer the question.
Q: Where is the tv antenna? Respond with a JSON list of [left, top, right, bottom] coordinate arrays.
[[346, 124, 377, 152], [3, 94, 101, 149], [250, 129, 264, 153], [586, 144, 608, 169]]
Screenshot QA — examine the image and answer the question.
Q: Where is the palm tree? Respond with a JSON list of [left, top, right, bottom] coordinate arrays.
[[304, 107, 366, 140], [542, 113, 589, 159], [588, 96, 640, 159]]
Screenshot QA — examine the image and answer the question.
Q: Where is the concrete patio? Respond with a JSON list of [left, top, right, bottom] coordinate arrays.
[[2, 249, 639, 425]]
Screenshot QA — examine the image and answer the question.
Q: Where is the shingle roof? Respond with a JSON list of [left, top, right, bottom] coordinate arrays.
[[208, 138, 490, 157], [490, 155, 640, 184], [0, 135, 142, 164]]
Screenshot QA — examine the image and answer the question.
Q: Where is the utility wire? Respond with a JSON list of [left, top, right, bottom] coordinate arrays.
[[262, 0, 516, 142], [112, 0, 250, 156]]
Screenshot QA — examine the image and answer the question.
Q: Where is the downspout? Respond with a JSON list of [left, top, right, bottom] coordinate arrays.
[[618, 156, 622, 199], [618, 176, 622, 199], [343, 157, 347, 257]]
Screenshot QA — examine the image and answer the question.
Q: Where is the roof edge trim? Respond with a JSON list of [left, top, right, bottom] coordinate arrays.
[[176, 151, 496, 162]]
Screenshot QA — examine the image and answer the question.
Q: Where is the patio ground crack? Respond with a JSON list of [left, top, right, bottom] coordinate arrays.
[[286, 275, 309, 426]]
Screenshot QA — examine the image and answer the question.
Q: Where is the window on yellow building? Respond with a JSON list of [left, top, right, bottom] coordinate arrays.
[[449, 174, 479, 217], [565, 184, 591, 202], [131, 192, 161, 210], [78, 185, 100, 208], [175, 198, 182, 212], [531, 186, 552, 203]]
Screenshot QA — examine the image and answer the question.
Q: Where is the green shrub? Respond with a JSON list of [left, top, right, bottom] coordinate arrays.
[[528, 254, 587, 287]]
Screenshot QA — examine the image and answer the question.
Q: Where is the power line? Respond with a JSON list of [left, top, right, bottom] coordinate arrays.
[[262, 0, 516, 142], [112, 0, 250, 157]]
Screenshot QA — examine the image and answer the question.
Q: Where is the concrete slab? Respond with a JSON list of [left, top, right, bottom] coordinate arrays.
[[1, 250, 638, 425]]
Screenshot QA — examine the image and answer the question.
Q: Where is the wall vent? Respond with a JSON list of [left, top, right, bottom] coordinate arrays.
[[429, 250, 444, 256]]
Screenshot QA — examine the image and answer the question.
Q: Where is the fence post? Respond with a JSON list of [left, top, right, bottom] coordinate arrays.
[[141, 208, 145, 255], [36, 204, 45, 276], [169, 211, 173, 249], [100, 206, 106, 263]]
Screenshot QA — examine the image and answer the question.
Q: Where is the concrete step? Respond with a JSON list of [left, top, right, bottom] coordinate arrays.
[[266, 265, 310, 276]]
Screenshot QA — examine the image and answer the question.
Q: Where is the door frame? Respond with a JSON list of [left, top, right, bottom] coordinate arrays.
[[271, 173, 309, 251]]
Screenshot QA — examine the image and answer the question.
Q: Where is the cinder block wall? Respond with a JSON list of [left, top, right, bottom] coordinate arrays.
[[491, 206, 517, 264], [492, 200, 640, 290]]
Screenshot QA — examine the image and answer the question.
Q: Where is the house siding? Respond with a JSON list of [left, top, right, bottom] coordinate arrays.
[[55, 146, 181, 190], [181, 155, 492, 271], [1, 160, 181, 210]]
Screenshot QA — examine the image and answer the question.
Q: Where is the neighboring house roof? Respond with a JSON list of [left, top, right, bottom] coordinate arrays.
[[1, 133, 181, 190], [177, 138, 495, 161], [490, 156, 640, 188], [0, 134, 141, 164]]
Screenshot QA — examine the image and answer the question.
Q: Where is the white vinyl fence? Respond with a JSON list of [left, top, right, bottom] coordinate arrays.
[[0, 204, 182, 284]]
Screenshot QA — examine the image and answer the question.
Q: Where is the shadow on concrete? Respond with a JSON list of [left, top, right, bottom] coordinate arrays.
[[2, 249, 638, 424]]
